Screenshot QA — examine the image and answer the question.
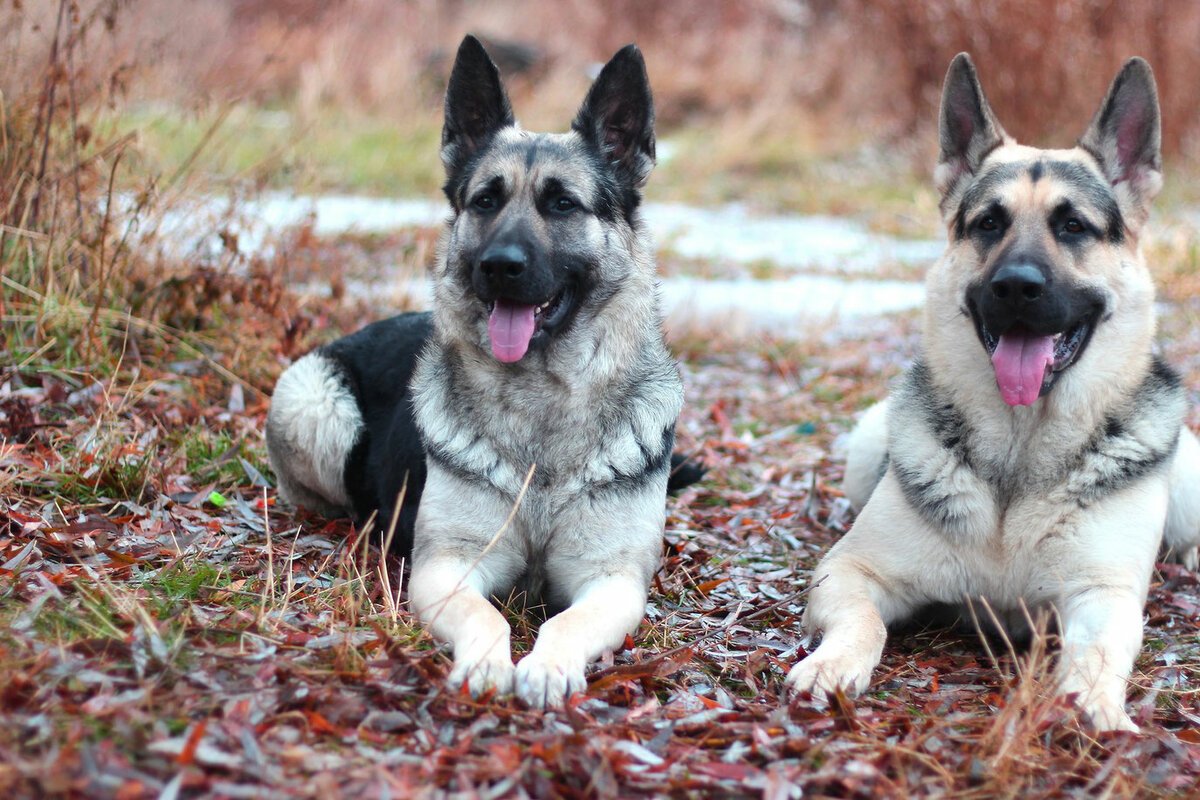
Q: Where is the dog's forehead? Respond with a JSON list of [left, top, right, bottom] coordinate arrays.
[[965, 146, 1114, 213], [467, 128, 600, 196]]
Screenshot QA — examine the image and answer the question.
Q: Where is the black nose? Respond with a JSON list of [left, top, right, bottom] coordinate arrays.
[[990, 263, 1046, 303], [479, 243, 527, 281]]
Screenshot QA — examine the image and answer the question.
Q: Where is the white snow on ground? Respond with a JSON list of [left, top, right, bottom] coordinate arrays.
[[658, 275, 925, 335], [157, 192, 936, 336], [158, 192, 939, 274], [642, 203, 941, 273]]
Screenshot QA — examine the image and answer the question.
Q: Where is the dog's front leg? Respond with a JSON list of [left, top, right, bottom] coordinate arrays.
[[1055, 587, 1145, 732], [514, 573, 648, 708], [513, 488, 662, 709], [1051, 480, 1165, 732], [787, 474, 933, 701], [785, 552, 890, 700], [409, 556, 517, 697], [409, 468, 526, 698]]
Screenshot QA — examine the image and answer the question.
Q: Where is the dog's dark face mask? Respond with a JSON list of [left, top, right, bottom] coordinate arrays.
[[437, 36, 656, 364], [934, 53, 1161, 406]]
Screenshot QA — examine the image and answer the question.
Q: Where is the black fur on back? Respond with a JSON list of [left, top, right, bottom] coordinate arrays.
[[320, 312, 432, 553]]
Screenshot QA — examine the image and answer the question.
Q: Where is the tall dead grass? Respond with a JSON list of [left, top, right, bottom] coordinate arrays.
[[20, 0, 1191, 174], [0, 1, 344, 399]]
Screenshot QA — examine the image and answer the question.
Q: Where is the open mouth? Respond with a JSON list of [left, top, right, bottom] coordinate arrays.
[[969, 301, 1097, 406], [485, 286, 575, 363]]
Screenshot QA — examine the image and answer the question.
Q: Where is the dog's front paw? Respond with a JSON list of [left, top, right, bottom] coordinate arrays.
[[1081, 698, 1139, 734], [1060, 682, 1139, 733], [514, 650, 587, 709], [785, 646, 876, 702], [448, 647, 515, 699]]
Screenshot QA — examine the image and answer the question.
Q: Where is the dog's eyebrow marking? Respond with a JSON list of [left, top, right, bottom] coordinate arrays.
[[954, 162, 1024, 238], [1049, 199, 1105, 241], [478, 174, 506, 199], [1044, 160, 1124, 243], [954, 159, 1124, 243]]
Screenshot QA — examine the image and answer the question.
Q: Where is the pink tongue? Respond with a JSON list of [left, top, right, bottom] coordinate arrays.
[[991, 331, 1056, 406], [487, 299, 537, 363]]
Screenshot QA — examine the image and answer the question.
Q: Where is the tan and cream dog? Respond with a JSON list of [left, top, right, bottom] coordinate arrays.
[[788, 53, 1200, 732]]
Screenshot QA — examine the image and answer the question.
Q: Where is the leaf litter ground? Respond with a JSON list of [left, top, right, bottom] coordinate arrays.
[[2, 255, 1200, 798]]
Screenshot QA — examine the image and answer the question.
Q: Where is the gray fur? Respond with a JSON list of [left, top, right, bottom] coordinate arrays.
[[405, 38, 683, 709]]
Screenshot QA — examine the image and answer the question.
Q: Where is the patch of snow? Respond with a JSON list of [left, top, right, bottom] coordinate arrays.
[[153, 192, 940, 276], [643, 202, 942, 273]]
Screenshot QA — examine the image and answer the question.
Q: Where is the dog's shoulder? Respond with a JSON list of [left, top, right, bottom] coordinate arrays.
[[1066, 354, 1184, 507], [885, 359, 998, 539]]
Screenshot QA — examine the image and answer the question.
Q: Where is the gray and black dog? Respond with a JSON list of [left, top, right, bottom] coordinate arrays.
[[266, 36, 699, 707]]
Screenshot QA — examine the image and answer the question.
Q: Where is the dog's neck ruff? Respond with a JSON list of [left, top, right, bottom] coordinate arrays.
[[409, 333, 683, 502], [888, 356, 1184, 537]]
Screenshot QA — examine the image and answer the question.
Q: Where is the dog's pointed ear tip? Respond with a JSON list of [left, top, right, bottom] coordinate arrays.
[[1122, 56, 1153, 74], [604, 43, 648, 76], [457, 34, 486, 54], [1118, 57, 1158, 91], [453, 35, 499, 73], [617, 43, 644, 61], [947, 52, 977, 76]]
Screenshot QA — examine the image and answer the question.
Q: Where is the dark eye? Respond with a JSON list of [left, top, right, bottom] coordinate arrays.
[[1063, 218, 1085, 234], [978, 215, 999, 232], [473, 193, 496, 211], [552, 196, 577, 213]]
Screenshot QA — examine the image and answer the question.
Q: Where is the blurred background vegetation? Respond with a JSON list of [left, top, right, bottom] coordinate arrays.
[[3, 0, 1200, 393], [6, 0, 1200, 199]]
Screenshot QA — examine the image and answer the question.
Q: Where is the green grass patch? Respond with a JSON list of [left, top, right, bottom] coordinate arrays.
[[152, 561, 224, 603], [118, 105, 444, 196]]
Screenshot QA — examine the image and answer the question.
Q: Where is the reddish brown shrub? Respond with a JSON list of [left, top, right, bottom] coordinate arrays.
[[826, 0, 1200, 154]]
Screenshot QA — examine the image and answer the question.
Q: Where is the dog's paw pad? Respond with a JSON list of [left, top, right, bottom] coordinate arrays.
[[514, 652, 587, 709], [448, 651, 515, 698], [785, 649, 874, 701], [1079, 698, 1139, 733]]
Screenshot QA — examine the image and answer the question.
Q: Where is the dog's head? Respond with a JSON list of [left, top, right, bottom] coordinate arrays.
[[431, 35, 657, 365], [926, 53, 1162, 408]]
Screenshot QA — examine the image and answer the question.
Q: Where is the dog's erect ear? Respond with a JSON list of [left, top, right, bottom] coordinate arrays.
[[572, 44, 656, 187], [441, 35, 515, 177], [935, 53, 1007, 201], [1079, 57, 1162, 221]]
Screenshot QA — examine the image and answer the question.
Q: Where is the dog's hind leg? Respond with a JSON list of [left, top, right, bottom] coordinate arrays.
[[843, 399, 890, 511], [1163, 427, 1200, 570], [265, 352, 362, 516]]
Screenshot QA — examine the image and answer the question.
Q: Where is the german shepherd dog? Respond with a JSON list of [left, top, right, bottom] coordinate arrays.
[[266, 37, 693, 707], [787, 53, 1200, 731]]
